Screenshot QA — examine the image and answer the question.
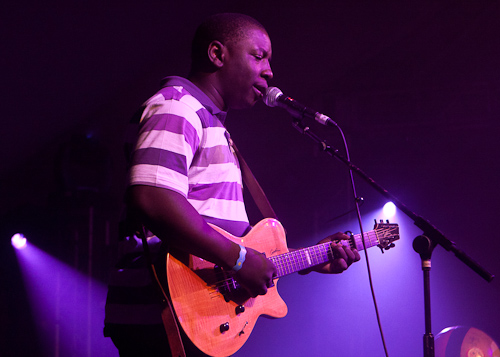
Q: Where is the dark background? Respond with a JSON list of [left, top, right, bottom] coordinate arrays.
[[1, 1, 499, 356]]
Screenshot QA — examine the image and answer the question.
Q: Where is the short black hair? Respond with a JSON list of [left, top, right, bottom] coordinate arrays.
[[190, 13, 267, 73]]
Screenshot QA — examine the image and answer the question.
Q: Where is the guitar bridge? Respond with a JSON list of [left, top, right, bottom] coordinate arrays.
[[214, 266, 247, 303]]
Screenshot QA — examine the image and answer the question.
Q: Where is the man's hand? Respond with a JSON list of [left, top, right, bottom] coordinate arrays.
[[233, 247, 277, 298], [300, 232, 361, 275]]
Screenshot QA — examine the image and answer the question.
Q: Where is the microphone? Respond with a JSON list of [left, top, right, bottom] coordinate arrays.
[[264, 87, 337, 127]]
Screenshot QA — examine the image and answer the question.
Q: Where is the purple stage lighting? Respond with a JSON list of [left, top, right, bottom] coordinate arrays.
[[11, 233, 27, 250], [14, 241, 117, 356]]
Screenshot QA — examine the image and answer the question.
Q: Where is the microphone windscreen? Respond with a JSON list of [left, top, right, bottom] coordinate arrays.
[[264, 87, 283, 107]]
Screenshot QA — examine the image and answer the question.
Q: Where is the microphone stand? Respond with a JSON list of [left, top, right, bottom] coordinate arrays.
[[288, 116, 494, 357]]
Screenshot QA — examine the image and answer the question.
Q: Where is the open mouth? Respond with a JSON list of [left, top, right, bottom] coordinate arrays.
[[253, 85, 265, 99]]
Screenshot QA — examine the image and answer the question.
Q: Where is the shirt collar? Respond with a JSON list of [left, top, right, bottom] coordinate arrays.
[[160, 76, 227, 123]]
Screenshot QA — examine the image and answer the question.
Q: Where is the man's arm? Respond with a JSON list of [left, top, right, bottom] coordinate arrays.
[[127, 184, 277, 297]]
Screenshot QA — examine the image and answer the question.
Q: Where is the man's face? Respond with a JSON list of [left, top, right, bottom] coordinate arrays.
[[219, 27, 273, 110]]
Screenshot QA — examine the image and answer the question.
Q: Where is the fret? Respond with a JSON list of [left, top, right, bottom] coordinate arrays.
[[268, 225, 398, 278], [270, 242, 332, 278], [350, 231, 380, 251]]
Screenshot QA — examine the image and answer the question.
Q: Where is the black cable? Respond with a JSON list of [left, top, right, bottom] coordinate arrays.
[[333, 123, 390, 357], [287, 114, 390, 356]]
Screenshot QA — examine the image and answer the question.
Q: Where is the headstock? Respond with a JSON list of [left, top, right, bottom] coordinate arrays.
[[373, 219, 400, 253]]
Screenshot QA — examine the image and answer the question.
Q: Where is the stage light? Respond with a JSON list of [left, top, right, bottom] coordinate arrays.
[[11, 233, 27, 250], [383, 202, 396, 218]]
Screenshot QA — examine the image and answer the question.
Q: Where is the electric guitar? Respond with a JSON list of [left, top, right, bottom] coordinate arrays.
[[166, 218, 400, 357]]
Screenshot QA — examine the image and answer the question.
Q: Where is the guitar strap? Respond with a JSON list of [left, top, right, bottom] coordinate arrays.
[[230, 139, 279, 220], [139, 226, 186, 357]]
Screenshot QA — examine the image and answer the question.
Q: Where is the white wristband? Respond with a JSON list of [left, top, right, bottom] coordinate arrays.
[[232, 244, 247, 272]]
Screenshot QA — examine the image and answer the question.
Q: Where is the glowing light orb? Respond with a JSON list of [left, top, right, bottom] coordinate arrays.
[[11, 233, 27, 250], [383, 202, 396, 218]]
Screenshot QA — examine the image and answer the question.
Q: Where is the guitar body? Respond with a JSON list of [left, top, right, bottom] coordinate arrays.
[[166, 218, 289, 357]]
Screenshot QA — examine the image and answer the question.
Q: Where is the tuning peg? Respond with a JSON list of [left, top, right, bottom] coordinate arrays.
[[384, 243, 396, 251]]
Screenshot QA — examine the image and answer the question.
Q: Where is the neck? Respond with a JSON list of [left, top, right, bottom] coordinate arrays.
[[269, 229, 385, 278], [188, 72, 227, 111]]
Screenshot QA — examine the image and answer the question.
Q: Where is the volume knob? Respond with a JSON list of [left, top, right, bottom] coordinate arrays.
[[219, 322, 230, 333]]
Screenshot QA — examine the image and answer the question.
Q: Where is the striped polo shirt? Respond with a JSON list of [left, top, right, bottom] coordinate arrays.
[[105, 76, 251, 326]]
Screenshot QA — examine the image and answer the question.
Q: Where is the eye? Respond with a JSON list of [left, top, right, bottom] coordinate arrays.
[[254, 54, 263, 60]]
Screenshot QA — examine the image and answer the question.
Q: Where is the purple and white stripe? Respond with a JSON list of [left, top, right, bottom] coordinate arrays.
[[128, 82, 249, 236]]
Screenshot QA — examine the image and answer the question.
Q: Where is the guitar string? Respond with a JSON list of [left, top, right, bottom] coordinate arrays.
[[213, 229, 393, 288]]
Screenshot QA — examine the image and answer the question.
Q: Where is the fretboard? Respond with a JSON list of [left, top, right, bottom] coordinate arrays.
[[269, 229, 381, 278]]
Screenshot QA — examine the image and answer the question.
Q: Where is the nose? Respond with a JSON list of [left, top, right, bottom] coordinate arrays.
[[262, 61, 273, 80]]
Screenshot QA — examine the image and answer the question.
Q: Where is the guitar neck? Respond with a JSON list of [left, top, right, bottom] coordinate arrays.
[[269, 230, 380, 278]]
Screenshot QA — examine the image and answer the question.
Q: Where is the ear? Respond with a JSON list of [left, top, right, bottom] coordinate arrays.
[[207, 40, 225, 68]]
